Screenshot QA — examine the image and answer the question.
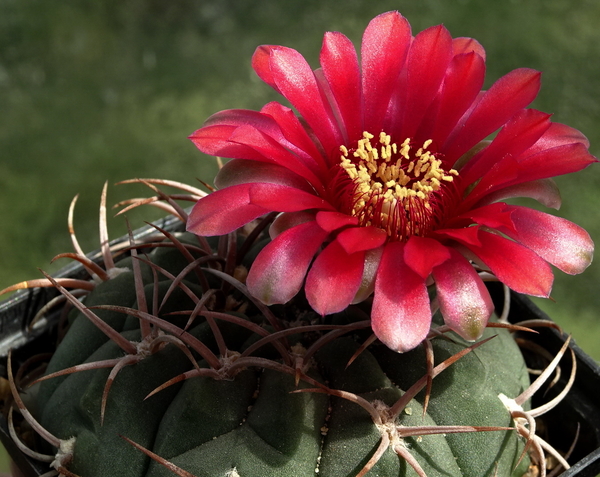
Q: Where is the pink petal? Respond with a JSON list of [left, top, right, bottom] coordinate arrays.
[[268, 46, 342, 155], [361, 11, 412, 133], [187, 184, 269, 236], [335, 226, 387, 254], [460, 108, 553, 184], [443, 68, 542, 163], [248, 183, 334, 212], [252, 45, 281, 93], [305, 240, 365, 315], [320, 31, 363, 142], [315, 211, 358, 232], [247, 220, 328, 304], [472, 178, 562, 210], [458, 230, 554, 297], [432, 248, 493, 341], [500, 206, 594, 275], [214, 159, 315, 194], [426, 51, 485, 148], [403, 236, 451, 279], [372, 242, 431, 353], [452, 37, 486, 60], [401, 24, 453, 139]]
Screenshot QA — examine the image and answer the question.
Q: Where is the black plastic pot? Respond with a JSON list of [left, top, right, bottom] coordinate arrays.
[[488, 282, 600, 477], [0, 219, 599, 476], [0, 215, 180, 477]]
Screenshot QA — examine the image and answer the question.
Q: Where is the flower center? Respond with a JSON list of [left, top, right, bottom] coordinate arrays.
[[338, 131, 458, 241]]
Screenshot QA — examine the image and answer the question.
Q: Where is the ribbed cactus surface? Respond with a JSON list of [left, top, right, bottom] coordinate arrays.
[[31, 231, 530, 477]]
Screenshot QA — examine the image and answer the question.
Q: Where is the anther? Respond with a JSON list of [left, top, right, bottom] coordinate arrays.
[[338, 133, 457, 240]]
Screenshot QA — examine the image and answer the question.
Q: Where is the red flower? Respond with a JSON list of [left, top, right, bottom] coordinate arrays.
[[187, 11, 596, 352]]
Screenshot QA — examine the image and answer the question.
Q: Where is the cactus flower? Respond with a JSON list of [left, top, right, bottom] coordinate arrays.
[[187, 11, 596, 352]]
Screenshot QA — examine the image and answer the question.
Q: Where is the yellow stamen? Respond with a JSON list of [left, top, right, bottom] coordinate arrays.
[[338, 132, 458, 240]]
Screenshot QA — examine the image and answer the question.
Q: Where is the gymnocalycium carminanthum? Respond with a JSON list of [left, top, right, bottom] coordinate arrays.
[[3, 9, 595, 477]]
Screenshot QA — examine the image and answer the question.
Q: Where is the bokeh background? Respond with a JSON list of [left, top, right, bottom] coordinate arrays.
[[1, 0, 600, 472]]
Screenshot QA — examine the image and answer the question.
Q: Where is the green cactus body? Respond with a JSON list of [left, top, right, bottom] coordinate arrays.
[[33, 232, 530, 477]]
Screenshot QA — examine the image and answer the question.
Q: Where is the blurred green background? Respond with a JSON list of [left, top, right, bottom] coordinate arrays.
[[1, 0, 599, 472]]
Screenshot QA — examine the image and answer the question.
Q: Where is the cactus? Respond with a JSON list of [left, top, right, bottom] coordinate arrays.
[[1, 178, 581, 477], [2, 183, 538, 477], [3, 8, 594, 476]]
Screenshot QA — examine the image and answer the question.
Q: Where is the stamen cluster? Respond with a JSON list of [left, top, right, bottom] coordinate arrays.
[[339, 132, 457, 241]]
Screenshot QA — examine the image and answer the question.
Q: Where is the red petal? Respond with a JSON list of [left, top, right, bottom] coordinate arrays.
[[305, 241, 365, 315], [527, 121, 590, 154], [443, 68, 542, 163], [434, 226, 482, 247], [452, 202, 516, 232], [432, 248, 493, 341], [401, 24, 453, 139], [460, 108, 553, 184], [353, 247, 383, 304], [469, 142, 597, 204], [472, 178, 562, 210], [516, 142, 597, 178], [460, 155, 520, 209], [190, 123, 309, 175], [268, 46, 342, 155], [214, 159, 314, 194], [452, 37, 486, 60], [252, 45, 281, 93], [269, 211, 317, 239], [228, 125, 325, 192], [187, 185, 268, 236], [248, 183, 334, 212], [247, 221, 328, 304], [202, 108, 282, 134], [189, 124, 239, 156], [202, 106, 326, 174], [192, 109, 308, 163], [427, 51, 485, 147], [372, 242, 431, 353], [315, 211, 358, 232], [501, 206, 594, 275], [403, 236, 451, 279], [361, 11, 412, 133], [336, 226, 387, 254], [457, 230, 554, 297], [321, 31, 363, 142], [260, 102, 327, 172]]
